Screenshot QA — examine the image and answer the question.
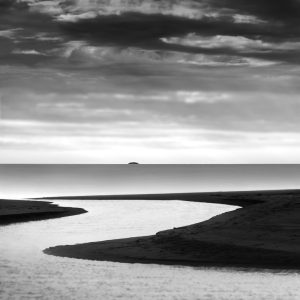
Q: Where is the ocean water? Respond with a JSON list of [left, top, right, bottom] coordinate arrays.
[[0, 200, 299, 300]]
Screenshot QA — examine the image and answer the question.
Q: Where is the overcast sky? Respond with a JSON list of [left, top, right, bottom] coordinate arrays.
[[2, 165, 300, 198], [1, 0, 300, 163]]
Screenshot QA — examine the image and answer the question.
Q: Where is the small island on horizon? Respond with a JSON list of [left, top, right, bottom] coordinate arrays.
[[1, 189, 300, 270]]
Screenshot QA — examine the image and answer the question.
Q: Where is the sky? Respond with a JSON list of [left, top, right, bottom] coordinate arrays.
[[1, 0, 300, 163], [2, 164, 300, 199]]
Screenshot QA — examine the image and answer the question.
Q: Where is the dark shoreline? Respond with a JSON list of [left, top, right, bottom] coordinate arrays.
[[35, 189, 300, 207], [44, 236, 300, 271], [0, 199, 87, 225], [43, 190, 300, 270], [3, 190, 300, 270]]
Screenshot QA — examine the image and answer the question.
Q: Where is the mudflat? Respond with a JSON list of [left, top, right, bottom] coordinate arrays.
[[44, 190, 300, 270], [0, 199, 87, 225]]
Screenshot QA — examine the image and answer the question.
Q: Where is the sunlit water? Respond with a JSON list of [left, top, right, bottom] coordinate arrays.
[[0, 200, 300, 300]]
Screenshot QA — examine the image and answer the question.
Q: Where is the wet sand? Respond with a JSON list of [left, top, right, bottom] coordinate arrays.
[[44, 190, 300, 270], [0, 199, 87, 225]]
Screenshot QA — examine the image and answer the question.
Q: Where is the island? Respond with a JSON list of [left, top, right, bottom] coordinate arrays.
[[43, 189, 300, 270]]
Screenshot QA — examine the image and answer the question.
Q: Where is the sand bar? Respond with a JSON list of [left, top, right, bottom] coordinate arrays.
[[44, 190, 300, 270], [0, 199, 87, 225]]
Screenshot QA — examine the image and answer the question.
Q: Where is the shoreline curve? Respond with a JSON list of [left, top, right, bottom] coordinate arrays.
[[43, 190, 300, 270]]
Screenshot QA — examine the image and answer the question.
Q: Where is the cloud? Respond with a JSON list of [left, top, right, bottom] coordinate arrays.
[[57, 40, 277, 68], [52, 11, 300, 66], [232, 14, 266, 24], [1, 0, 300, 162], [57, 11, 98, 22], [208, 0, 300, 22], [161, 34, 270, 51], [3, 117, 300, 163], [1, 0, 300, 67], [175, 91, 230, 103], [23, 0, 207, 19], [25, 0, 64, 15], [0, 28, 22, 39], [12, 49, 47, 55], [3, 83, 300, 134]]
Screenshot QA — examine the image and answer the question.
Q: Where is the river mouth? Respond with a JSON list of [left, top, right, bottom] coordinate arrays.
[[1, 200, 300, 300], [1, 200, 237, 249]]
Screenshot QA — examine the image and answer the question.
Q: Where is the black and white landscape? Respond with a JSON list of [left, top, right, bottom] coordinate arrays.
[[1, 165, 300, 299], [1, 1, 300, 299]]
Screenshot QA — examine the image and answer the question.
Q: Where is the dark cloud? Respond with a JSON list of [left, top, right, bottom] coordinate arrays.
[[0, 5, 55, 34], [1, 0, 300, 163], [204, 0, 300, 49], [0, 0, 66, 67], [209, 0, 300, 22], [1, 0, 300, 66], [0, 0, 26, 11], [60, 12, 276, 45], [57, 11, 300, 65]]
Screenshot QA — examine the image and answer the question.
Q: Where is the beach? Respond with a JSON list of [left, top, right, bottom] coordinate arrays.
[[1, 190, 300, 270], [0, 199, 87, 225], [44, 190, 300, 270]]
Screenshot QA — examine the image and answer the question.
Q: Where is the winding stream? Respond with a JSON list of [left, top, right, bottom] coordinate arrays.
[[0, 200, 300, 300]]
